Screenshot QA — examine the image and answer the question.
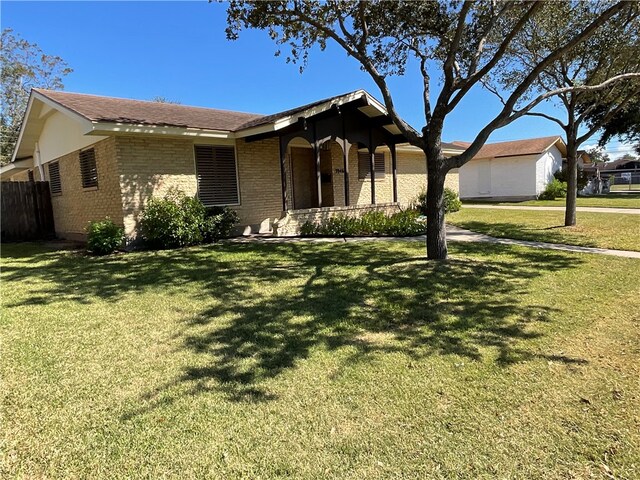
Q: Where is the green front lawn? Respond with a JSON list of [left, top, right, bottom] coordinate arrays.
[[2, 241, 639, 479], [449, 209, 640, 251], [464, 193, 640, 209]]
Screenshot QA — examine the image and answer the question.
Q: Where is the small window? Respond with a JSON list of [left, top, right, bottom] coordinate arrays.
[[358, 151, 385, 180], [48, 162, 62, 194], [79, 148, 98, 188], [194, 145, 239, 206], [28, 170, 34, 182]]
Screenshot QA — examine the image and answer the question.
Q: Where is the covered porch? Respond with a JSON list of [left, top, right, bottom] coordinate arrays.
[[237, 90, 410, 235]]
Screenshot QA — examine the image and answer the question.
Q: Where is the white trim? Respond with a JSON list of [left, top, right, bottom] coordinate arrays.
[[90, 122, 234, 139]]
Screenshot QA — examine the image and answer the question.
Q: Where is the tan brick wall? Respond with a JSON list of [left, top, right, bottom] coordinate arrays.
[[235, 138, 285, 233], [395, 150, 459, 206], [44, 137, 124, 239], [115, 136, 198, 237], [275, 202, 400, 236]]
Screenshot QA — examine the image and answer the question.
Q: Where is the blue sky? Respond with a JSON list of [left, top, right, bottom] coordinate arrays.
[[1, 1, 633, 157]]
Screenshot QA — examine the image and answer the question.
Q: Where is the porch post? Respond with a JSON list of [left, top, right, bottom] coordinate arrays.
[[391, 143, 398, 203], [342, 116, 350, 206], [278, 136, 289, 211], [313, 121, 323, 208], [369, 127, 376, 204]]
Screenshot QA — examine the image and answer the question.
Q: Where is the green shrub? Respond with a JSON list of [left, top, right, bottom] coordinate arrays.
[[201, 206, 240, 242], [300, 209, 425, 237], [554, 167, 589, 192], [538, 178, 568, 200], [140, 189, 205, 249], [86, 218, 123, 255], [414, 187, 461, 215], [443, 187, 462, 213]]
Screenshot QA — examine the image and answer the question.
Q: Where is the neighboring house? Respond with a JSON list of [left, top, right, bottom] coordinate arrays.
[[0, 89, 462, 241], [457, 136, 566, 201]]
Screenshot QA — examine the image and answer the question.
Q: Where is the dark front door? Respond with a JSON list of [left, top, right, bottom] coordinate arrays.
[[291, 147, 318, 209]]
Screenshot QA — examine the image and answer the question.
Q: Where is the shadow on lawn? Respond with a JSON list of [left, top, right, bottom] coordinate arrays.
[[2, 240, 586, 406], [451, 221, 598, 248]]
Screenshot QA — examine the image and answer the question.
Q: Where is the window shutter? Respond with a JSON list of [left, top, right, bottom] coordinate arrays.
[[48, 162, 62, 194], [79, 148, 98, 188], [358, 151, 385, 179], [194, 145, 239, 206]]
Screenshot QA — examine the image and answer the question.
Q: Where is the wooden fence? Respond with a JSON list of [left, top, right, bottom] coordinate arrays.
[[1, 181, 55, 242]]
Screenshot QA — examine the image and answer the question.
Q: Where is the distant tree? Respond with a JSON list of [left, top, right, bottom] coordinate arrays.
[[151, 96, 182, 104], [488, 2, 640, 225], [585, 146, 610, 164], [0, 29, 72, 165], [225, 1, 635, 259]]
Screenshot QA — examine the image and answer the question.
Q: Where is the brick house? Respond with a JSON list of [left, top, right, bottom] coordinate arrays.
[[1, 89, 462, 241]]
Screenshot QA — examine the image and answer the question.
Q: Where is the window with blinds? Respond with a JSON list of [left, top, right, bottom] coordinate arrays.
[[358, 151, 386, 179], [194, 145, 239, 206], [79, 148, 98, 188], [48, 162, 62, 194]]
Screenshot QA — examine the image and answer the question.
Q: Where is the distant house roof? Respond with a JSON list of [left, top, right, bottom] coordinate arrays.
[[33, 89, 264, 132], [452, 136, 567, 159]]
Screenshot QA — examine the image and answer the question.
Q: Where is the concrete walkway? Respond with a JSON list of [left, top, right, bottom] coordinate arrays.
[[227, 225, 640, 259], [464, 204, 640, 214], [445, 225, 640, 259]]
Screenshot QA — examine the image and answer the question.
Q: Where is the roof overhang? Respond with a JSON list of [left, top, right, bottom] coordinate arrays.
[[88, 122, 233, 139], [235, 90, 405, 139], [0, 158, 33, 180]]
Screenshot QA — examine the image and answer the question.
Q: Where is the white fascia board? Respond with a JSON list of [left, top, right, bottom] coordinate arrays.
[[0, 158, 32, 179], [89, 122, 234, 139], [9, 94, 36, 164]]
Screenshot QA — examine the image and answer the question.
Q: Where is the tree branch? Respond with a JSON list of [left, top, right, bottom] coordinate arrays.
[[525, 111, 567, 128]]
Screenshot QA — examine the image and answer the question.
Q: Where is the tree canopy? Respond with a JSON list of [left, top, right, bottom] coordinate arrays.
[[0, 29, 72, 165]]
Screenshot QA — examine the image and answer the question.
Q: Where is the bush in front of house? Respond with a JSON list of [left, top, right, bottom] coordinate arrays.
[[414, 187, 462, 215], [140, 189, 239, 249], [300, 209, 425, 237], [140, 189, 206, 249], [538, 178, 568, 200], [86, 218, 124, 255], [553, 167, 589, 192], [201, 206, 240, 242]]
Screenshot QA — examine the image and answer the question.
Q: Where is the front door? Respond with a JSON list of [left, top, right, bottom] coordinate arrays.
[[291, 147, 318, 209]]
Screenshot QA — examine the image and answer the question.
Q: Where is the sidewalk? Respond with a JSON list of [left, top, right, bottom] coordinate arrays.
[[463, 204, 640, 215], [227, 225, 640, 259]]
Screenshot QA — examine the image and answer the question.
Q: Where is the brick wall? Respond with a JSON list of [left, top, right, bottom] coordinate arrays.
[[275, 202, 400, 237], [235, 138, 285, 233], [115, 136, 198, 238], [44, 137, 124, 240]]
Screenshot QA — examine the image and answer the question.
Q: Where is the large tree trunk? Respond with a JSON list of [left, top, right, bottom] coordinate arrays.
[[564, 136, 578, 226], [425, 150, 448, 260]]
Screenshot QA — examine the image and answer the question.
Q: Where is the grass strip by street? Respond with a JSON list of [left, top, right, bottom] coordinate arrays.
[[463, 193, 640, 209], [2, 240, 639, 479], [448, 208, 640, 251]]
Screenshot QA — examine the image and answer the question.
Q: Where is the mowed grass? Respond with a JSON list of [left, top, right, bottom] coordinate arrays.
[[2, 241, 640, 479], [464, 193, 640, 209], [449, 208, 640, 251]]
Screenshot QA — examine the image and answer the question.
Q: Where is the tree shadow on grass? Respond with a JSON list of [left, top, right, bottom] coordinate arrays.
[[451, 221, 599, 248], [1, 240, 587, 409]]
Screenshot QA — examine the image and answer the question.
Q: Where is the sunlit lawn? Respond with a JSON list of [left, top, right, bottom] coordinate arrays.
[[449, 208, 640, 251], [2, 241, 639, 479], [463, 193, 640, 209]]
